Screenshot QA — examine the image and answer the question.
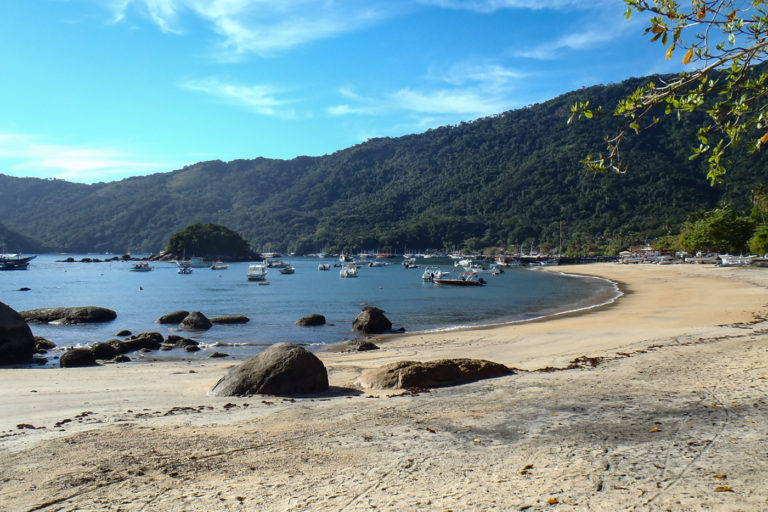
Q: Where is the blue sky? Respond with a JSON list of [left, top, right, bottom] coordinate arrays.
[[0, 0, 684, 183]]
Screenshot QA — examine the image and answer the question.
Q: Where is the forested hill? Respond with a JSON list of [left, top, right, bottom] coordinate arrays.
[[0, 222, 49, 253], [0, 73, 765, 254]]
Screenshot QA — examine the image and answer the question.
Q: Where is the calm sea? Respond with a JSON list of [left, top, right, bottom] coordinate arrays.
[[1, 255, 620, 365]]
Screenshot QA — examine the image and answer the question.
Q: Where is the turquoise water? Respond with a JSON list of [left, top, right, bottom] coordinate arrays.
[[1, 255, 619, 364]]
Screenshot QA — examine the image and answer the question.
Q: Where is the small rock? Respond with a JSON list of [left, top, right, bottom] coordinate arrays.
[[60, 348, 97, 368]]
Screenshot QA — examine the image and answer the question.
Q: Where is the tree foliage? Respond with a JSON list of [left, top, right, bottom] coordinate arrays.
[[165, 223, 258, 261], [679, 204, 755, 253], [571, 0, 768, 184]]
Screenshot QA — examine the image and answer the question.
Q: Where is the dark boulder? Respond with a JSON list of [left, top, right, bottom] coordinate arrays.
[[296, 314, 326, 327], [111, 332, 164, 354], [60, 348, 97, 368], [358, 359, 514, 390], [210, 342, 328, 397], [113, 355, 131, 363], [164, 335, 199, 350], [92, 342, 119, 360], [210, 315, 250, 324], [0, 301, 35, 365], [209, 351, 229, 358], [20, 306, 116, 324], [344, 339, 380, 352], [34, 336, 56, 351], [352, 306, 392, 334], [156, 310, 189, 324], [116, 329, 132, 337], [179, 312, 212, 331]]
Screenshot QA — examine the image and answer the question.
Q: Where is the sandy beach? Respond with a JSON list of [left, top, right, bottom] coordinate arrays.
[[1, 263, 767, 511]]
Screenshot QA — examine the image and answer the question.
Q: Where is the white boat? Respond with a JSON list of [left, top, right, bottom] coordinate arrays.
[[247, 264, 267, 281], [433, 271, 487, 286], [402, 257, 418, 268], [718, 254, 756, 267], [130, 262, 153, 272], [422, 267, 450, 281], [176, 256, 208, 268], [210, 262, 228, 270], [178, 265, 193, 274], [265, 259, 290, 268], [684, 252, 720, 264], [318, 263, 331, 271], [339, 264, 358, 278], [279, 265, 295, 274], [368, 260, 390, 267]]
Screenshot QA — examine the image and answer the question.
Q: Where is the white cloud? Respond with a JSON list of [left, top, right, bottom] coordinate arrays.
[[0, 133, 168, 183], [108, 0, 402, 58], [417, 0, 603, 13], [181, 77, 300, 118]]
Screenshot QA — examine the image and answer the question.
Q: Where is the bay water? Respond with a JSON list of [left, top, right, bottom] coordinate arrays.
[[1, 255, 620, 365]]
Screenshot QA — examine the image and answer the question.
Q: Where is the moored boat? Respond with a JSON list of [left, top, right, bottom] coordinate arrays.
[[433, 271, 486, 286], [178, 264, 193, 274], [318, 263, 331, 271], [247, 264, 267, 281], [422, 267, 450, 281], [340, 264, 359, 278], [279, 265, 295, 274], [210, 262, 229, 270], [0, 253, 36, 270], [130, 262, 153, 272]]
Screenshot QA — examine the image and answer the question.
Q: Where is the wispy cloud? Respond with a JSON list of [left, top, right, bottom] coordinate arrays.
[[417, 0, 604, 13], [181, 77, 300, 118], [329, 62, 524, 121], [108, 0, 402, 58], [0, 133, 167, 183]]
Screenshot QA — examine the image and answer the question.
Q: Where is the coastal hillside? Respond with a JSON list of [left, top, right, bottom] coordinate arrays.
[[0, 74, 765, 254], [0, 222, 48, 253]]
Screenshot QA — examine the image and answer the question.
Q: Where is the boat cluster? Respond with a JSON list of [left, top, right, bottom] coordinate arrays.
[[619, 250, 768, 267]]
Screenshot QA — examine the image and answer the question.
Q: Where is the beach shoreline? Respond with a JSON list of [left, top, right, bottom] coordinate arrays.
[[1, 263, 767, 511]]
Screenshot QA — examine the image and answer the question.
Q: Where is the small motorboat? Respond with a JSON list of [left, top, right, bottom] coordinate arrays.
[[279, 265, 295, 274], [210, 262, 229, 270], [130, 262, 153, 272], [433, 271, 486, 286], [247, 264, 267, 281], [340, 264, 359, 278], [318, 263, 331, 271], [178, 264, 193, 274], [422, 267, 449, 281]]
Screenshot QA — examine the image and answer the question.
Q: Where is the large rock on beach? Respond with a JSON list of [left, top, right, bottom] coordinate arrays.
[[60, 348, 97, 368], [20, 306, 116, 325], [0, 301, 35, 365], [210, 315, 250, 324], [352, 306, 392, 334], [357, 358, 514, 390], [210, 342, 328, 397], [156, 310, 189, 324], [296, 314, 326, 327], [179, 312, 212, 331]]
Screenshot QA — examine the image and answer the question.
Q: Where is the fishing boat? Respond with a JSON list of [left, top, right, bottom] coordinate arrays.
[[0, 253, 36, 270], [130, 262, 153, 272], [247, 264, 267, 281], [433, 271, 486, 286]]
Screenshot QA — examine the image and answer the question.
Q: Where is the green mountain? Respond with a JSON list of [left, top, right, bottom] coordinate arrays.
[[0, 74, 765, 255], [0, 223, 48, 253]]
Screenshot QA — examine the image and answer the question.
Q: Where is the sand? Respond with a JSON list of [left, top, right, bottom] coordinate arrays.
[[1, 263, 767, 511]]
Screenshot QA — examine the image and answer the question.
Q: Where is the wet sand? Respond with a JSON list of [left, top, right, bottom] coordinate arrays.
[[1, 263, 767, 511]]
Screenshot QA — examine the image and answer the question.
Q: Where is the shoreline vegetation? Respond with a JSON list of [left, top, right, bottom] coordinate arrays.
[[1, 263, 767, 510]]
